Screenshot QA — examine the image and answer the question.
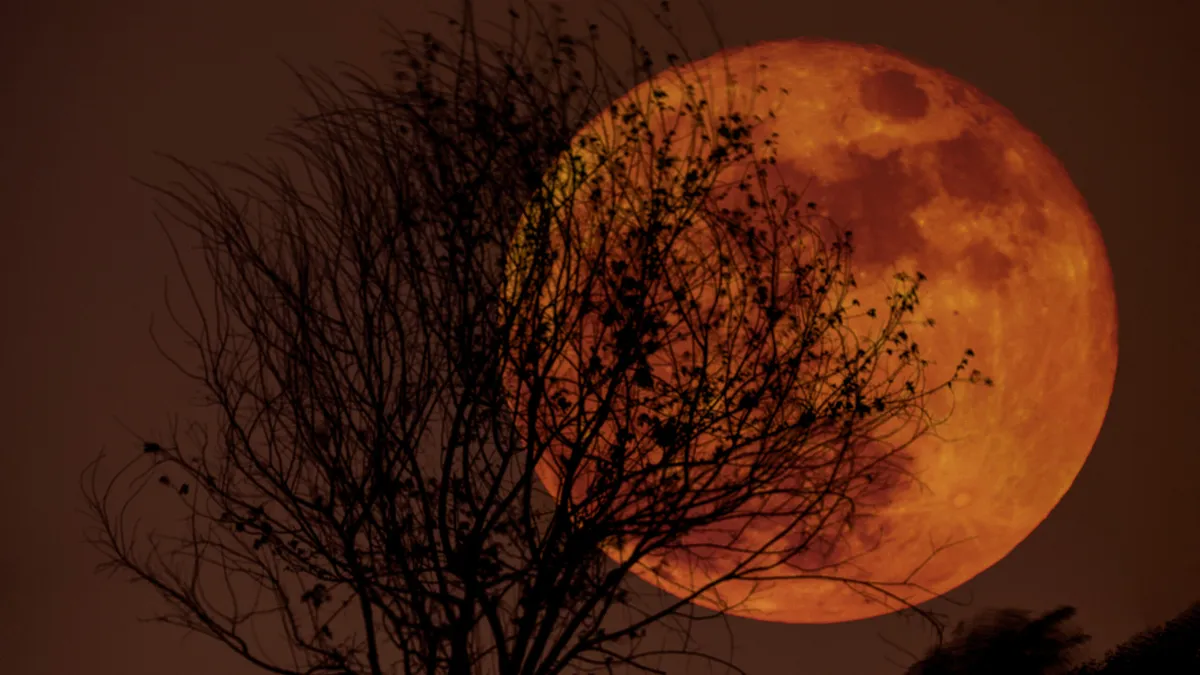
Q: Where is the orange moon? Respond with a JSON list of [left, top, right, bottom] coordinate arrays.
[[516, 39, 1118, 624]]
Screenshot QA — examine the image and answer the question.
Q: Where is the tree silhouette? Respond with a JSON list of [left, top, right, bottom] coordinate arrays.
[[905, 605, 1091, 675], [82, 2, 986, 675], [1073, 601, 1200, 674]]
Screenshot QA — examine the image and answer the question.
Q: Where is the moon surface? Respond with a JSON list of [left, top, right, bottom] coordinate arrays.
[[518, 39, 1118, 623]]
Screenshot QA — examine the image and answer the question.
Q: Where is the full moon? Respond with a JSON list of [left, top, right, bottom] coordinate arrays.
[[515, 39, 1118, 624]]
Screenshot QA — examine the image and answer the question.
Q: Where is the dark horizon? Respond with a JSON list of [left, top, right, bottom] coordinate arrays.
[[2, 1, 1197, 674]]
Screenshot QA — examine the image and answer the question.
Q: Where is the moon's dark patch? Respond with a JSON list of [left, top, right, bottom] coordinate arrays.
[[771, 127, 1044, 291], [781, 455, 911, 576], [1016, 188, 1050, 235], [935, 130, 1007, 205], [962, 239, 1016, 287], [784, 149, 939, 271], [859, 69, 930, 121]]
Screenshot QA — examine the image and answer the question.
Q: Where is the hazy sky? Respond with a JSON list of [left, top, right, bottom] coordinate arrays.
[[2, 1, 1197, 674]]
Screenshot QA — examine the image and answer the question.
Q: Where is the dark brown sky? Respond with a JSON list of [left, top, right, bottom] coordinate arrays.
[[2, 1, 1197, 673]]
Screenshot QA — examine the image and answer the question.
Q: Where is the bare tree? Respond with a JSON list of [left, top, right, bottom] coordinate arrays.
[[83, 3, 987, 675]]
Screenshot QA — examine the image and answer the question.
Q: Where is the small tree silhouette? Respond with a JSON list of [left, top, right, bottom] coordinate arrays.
[[905, 605, 1091, 675], [1073, 601, 1200, 674], [82, 2, 986, 675]]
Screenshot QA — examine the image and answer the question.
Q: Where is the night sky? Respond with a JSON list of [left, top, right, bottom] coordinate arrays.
[[2, 1, 1197, 673]]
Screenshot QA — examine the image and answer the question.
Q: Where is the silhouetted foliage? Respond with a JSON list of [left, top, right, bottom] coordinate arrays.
[[82, 2, 985, 675], [906, 605, 1091, 675], [906, 601, 1200, 675], [1073, 601, 1200, 675]]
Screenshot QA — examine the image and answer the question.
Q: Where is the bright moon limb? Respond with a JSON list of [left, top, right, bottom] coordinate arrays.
[[521, 39, 1118, 624]]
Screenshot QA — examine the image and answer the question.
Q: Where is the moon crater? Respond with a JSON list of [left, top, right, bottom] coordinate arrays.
[[860, 69, 930, 120]]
